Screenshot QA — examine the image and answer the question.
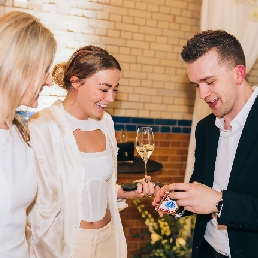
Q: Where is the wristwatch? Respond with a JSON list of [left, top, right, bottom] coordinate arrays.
[[216, 196, 223, 216]]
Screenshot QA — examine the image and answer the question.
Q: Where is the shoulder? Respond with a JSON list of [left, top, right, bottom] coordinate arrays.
[[197, 113, 216, 129], [28, 107, 53, 128], [102, 111, 114, 127]]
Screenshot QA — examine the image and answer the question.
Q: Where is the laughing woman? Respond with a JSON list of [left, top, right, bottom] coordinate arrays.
[[28, 46, 154, 258], [0, 11, 56, 258]]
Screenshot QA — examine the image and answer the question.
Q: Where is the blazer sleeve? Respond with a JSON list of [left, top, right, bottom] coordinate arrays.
[[27, 116, 67, 257]]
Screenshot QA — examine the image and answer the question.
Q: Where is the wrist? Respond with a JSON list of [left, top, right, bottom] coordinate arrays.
[[215, 191, 223, 216]]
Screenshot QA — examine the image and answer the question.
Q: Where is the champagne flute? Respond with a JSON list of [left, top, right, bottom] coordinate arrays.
[[136, 127, 155, 177]]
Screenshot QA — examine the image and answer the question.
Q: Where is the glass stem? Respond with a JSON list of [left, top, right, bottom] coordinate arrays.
[[144, 161, 147, 177]]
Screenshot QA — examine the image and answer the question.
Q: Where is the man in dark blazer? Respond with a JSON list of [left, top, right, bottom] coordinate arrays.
[[153, 30, 258, 258]]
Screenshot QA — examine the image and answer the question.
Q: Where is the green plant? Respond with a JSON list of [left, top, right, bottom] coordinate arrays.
[[132, 198, 196, 258]]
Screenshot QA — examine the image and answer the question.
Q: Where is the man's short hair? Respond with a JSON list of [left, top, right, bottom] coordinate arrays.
[[181, 30, 246, 69]]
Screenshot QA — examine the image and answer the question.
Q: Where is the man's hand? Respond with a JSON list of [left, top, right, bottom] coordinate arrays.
[[166, 181, 222, 214]]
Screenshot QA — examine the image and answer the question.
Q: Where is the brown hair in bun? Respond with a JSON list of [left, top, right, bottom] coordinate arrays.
[[52, 45, 121, 91]]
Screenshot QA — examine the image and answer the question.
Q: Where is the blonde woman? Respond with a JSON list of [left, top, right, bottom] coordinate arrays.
[[28, 46, 154, 258], [0, 11, 56, 258]]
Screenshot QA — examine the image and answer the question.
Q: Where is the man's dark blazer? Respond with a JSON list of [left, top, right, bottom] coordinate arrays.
[[190, 96, 258, 258]]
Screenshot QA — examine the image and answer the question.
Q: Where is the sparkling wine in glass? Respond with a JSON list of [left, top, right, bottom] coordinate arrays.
[[136, 127, 155, 177]]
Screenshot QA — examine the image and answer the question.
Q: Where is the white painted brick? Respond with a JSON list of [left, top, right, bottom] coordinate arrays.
[[139, 26, 162, 36], [150, 111, 162, 118], [97, 10, 109, 20], [135, 2, 147, 11], [155, 51, 167, 59], [141, 80, 154, 87], [143, 50, 154, 57], [68, 23, 81, 33], [134, 17, 146, 26], [124, 1, 135, 9], [81, 25, 94, 35], [109, 13, 122, 22], [103, 5, 127, 15], [173, 112, 183, 119], [94, 28, 107, 36], [101, 36, 126, 46], [139, 95, 152, 102], [144, 34, 156, 42], [123, 71, 147, 79], [120, 101, 144, 110], [148, 73, 170, 82], [27, 2, 42, 10], [132, 33, 144, 41], [128, 9, 151, 19], [150, 43, 172, 52], [125, 109, 138, 117], [154, 66, 165, 74], [98, 0, 111, 4], [159, 111, 174, 119], [131, 48, 143, 56], [89, 19, 114, 29], [147, 4, 159, 12], [146, 19, 157, 27], [116, 93, 128, 101], [163, 96, 174, 104], [138, 110, 150, 118], [159, 6, 171, 14], [110, 0, 123, 6], [128, 78, 141, 87], [113, 109, 127, 116], [134, 86, 157, 96], [119, 47, 131, 55], [114, 53, 136, 63], [145, 103, 166, 111], [70, 7, 83, 16], [14, 1, 28, 8], [128, 94, 140, 102], [5, 0, 12, 7], [66, 40, 80, 49], [175, 16, 195, 25], [151, 96, 162, 103], [166, 0, 188, 9], [137, 56, 158, 65], [122, 15, 134, 24], [130, 63, 142, 71], [157, 21, 169, 29], [142, 65, 153, 73], [107, 29, 120, 38], [76, 2, 102, 11], [126, 40, 149, 49], [121, 31, 132, 39]]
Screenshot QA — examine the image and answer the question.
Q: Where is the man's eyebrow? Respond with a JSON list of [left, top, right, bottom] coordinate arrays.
[[189, 76, 214, 84]]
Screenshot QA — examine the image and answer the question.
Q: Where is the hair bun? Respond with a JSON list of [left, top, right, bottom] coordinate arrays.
[[52, 62, 67, 89]]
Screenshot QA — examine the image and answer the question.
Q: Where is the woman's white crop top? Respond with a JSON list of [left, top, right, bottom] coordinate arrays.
[[66, 111, 114, 222]]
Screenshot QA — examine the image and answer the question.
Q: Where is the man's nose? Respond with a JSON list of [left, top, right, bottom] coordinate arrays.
[[198, 84, 210, 100]]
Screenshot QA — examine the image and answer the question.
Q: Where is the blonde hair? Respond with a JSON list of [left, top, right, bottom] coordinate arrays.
[[0, 11, 56, 143]]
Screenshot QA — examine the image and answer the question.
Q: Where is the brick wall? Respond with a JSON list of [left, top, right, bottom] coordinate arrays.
[[1, 0, 203, 120]]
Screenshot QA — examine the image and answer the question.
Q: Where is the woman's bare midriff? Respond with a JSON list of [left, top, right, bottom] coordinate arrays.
[[80, 208, 111, 229]]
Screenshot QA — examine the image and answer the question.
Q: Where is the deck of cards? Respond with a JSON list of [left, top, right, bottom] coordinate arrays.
[[155, 190, 184, 217]]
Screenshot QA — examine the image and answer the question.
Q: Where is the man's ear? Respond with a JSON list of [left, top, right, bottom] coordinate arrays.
[[235, 65, 246, 85], [70, 76, 81, 90]]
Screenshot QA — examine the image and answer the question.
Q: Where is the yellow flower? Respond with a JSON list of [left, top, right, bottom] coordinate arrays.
[[176, 237, 186, 247], [151, 233, 162, 244]]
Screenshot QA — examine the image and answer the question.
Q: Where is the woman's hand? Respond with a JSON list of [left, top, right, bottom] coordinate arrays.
[[117, 176, 155, 199]]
